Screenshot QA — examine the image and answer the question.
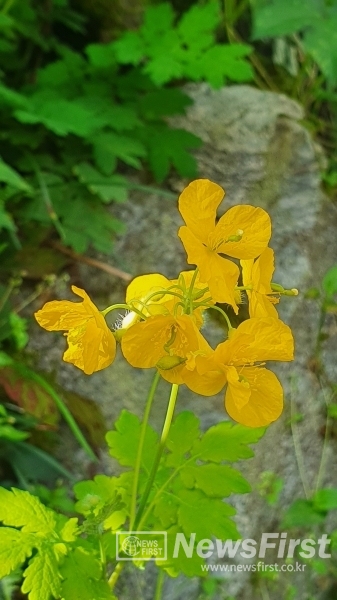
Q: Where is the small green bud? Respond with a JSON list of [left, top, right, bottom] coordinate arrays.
[[156, 355, 186, 370]]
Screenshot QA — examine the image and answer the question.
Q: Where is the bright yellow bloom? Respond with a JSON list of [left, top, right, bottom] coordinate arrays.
[[121, 313, 221, 393], [241, 248, 279, 318], [178, 179, 271, 312], [212, 317, 294, 427], [34, 286, 116, 375], [120, 270, 213, 333]]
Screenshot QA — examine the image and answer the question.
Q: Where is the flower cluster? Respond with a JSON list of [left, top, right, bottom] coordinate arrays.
[[35, 179, 297, 427]]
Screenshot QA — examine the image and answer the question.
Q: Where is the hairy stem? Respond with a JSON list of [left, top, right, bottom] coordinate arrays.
[[133, 384, 179, 529]]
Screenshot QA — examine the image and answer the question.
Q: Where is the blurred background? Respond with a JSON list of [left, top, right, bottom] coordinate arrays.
[[1, 1, 337, 599]]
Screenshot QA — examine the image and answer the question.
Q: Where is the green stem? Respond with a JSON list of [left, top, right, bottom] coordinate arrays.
[[0, 279, 17, 313], [187, 268, 199, 313], [207, 304, 233, 331], [101, 303, 134, 316], [315, 384, 331, 492], [134, 384, 179, 529], [138, 451, 202, 530], [154, 570, 165, 600], [108, 562, 123, 590], [290, 380, 310, 499], [129, 371, 161, 529]]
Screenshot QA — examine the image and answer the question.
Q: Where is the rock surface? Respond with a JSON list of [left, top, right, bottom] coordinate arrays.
[[29, 84, 337, 600]]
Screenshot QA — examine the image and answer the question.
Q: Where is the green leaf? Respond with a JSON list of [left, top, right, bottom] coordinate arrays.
[[313, 488, 337, 511], [144, 40, 183, 85], [0, 488, 57, 534], [113, 31, 144, 65], [141, 3, 175, 45], [73, 163, 128, 203], [22, 549, 62, 600], [92, 132, 146, 174], [139, 89, 192, 119], [106, 410, 158, 471], [74, 474, 128, 530], [303, 15, 337, 85], [252, 0, 320, 39], [9, 312, 29, 350], [86, 42, 116, 68], [322, 265, 337, 299], [193, 421, 266, 462], [159, 525, 206, 577], [60, 547, 112, 600], [166, 411, 200, 467], [282, 499, 326, 528], [0, 84, 29, 109], [0, 528, 34, 577], [145, 125, 201, 182], [197, 44, 253, 88], [180, 464, 251, 497], [0, 203, 16, 232], [177, 489, 239, 540], [178, 1, 219, 49], [0, 160, 32, 192], [15, 93, 102, 137]]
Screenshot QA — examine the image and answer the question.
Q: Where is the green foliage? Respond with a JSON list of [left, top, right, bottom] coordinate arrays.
[[251, 0, 337, 86], [105, 410, 263, 577], [0, 0, 254, 264], [0, 487, 112, 600], [0, 408, 264, 596], [114, 2, 253, 86]]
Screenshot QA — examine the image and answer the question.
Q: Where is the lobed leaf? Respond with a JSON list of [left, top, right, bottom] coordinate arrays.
[[166, 411, 200, 467], [60, 547, 112, 600], [180, 463, 251, 497], [22, 550, 62, 600], [177, 489, 239, 541], [193, 421, 266, 462], [0, 488, 57, 534], [0, 528, 34, 578], [106, 410, 158, 471]]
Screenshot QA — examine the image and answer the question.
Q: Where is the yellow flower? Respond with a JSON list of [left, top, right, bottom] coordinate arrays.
[[241, 248, 279, 318], [34, 286, 116, 375], [120, 270, 213, 334], [212, 317, 294, 427], [121, 313, 222, 393], [178, 179, 271, 312]]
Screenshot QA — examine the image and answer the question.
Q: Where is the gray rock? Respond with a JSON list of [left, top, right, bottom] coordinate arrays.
[[28, 84, 337, 600]]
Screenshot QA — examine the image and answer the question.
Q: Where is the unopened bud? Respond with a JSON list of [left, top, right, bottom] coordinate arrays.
[[156, 355, 186, 370]]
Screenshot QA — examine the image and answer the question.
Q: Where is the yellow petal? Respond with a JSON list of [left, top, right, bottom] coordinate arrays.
[[178, 179, 224, 243], [252, 247, 275, 293], [63, 317, 116, 375], [247, 290, 279, 319], [121, 315, 174, 368], [178, 226, 239, 309], [34, 286, 100, 331], [225, 366, 283, 427], [225, 365, 251, 410], [215, 317, 294, 365], [215, 205, 271, 259], [121, 314, 200, 369], [35, 286, 116, 374], [241, 258, 254, 289], [180, 358, 226, 396], [160, 328, 226, 395], [126, 273, 171, 305]]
